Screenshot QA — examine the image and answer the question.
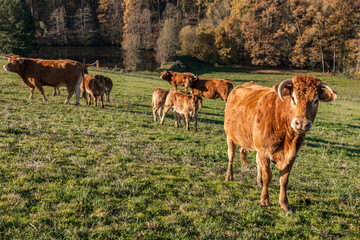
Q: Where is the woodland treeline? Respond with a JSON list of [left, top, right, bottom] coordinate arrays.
[[1, 0, 360, 73]]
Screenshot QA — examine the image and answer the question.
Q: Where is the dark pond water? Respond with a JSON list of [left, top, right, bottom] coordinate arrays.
[[27, 46, 124, 69]]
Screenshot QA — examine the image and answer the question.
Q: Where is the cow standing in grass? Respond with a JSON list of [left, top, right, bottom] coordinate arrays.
[[152, 88, 169, 122], [224, 76, 337, 212], [81, 74, 105, 108], [185, 76, 235, 105], [160, 70, 195, 91], [95, 75, 113, 102], [160, 90, 202, 131], [3, 56, 85, 104]]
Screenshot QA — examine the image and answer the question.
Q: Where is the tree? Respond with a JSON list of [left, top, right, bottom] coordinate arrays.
[[97, 0, 124, 45], [0, 0, 36, 54], [122, 0, 154, 70], [156, 19, 180, 65], [74, 0, 96, 45], [48, 6, 68, 45]]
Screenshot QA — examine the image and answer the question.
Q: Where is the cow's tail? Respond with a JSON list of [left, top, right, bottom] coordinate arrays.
[[83, 60, 99, 73]]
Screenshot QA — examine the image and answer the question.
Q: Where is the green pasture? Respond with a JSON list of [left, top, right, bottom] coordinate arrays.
[[0, 58, 359, 239]]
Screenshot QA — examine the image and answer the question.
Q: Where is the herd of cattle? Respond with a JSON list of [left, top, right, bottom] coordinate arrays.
[[3, 55, 113, 108], [3, 56, 338, 212]]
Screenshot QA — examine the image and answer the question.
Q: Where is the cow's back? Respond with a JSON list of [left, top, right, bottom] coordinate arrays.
[[24, 59, 83, 86]]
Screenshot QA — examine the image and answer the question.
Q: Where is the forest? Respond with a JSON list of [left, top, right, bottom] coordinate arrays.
[[1, 0, 360, 73]]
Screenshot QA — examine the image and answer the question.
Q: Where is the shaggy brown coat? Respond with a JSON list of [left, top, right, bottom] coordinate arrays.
[[160, 70, 195, 91], [81, 74, 105, 108], [151, 88, 169, 122], [95, 75, 113, 102], [160, 90, 202, 131], [3, 55, 85, 104], [224, 76, 337, 212]]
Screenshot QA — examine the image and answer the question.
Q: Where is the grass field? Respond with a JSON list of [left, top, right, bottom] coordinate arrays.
[[0, 58, 359, 239]]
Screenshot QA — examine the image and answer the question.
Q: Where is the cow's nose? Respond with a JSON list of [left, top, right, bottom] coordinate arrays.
[[292, 118, 312, 132], [3, 65, 7, 71]]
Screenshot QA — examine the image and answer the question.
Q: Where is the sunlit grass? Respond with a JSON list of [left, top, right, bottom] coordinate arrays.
[[0, 58, 359, 239]]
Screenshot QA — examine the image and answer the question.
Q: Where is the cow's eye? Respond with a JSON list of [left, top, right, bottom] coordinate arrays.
[[314, 99, 319, 105], [291, 96, 296, 105]]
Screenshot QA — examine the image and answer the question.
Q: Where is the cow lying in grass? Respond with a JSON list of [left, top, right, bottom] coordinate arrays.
[[81, 74, 105, 108], [152, 88, 169, 122], [224, 76, 337, 212], [160, 90, 202, 131]]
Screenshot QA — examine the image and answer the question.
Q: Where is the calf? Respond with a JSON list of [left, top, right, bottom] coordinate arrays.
[[151, 88, 169, 122], [185, 76, 235, 103], [224, 76, 337, 212], [160, 90, 202, 131], [95, 75, 113, 102], [80, 74, 105, 108], [160, 70, 195, 91]]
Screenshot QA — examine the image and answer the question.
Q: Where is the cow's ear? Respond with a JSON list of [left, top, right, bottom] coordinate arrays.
[[319, 85, 338, 102], [16, 58, 24, 64], [273, 83, 291, 97]]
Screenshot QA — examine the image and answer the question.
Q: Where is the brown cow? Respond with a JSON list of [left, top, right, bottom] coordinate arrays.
[[94, 75, 113, 102], [160, 90, 202, 131], [152, 88, 169, 122], [224, 76, 337, 212], [185, 76, 235, 103], [3, 56, 86, 104], [160, 70, 195, 91], [80, 74, 105, 108]]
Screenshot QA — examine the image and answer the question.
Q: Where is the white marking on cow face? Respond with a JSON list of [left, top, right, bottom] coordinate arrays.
[[3, 65, 8, 71]]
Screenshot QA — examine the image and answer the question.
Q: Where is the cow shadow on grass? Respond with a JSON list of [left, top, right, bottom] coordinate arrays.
[[305, 136, 360, 156]]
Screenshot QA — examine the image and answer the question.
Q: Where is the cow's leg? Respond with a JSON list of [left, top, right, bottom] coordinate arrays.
[[106, 92, 110, 102], [184, 113, 190, 131], [100, 95, 104, 108], [174, 112, 179, 128], [240, 148, 248, 168], [152, 106, 158, 122], [279, 159, 295, 212], [65, 89, 74, 104], [74, 83, 81, 105], [29, 87, 35, 99], [52, 87, 56, 96], [256, 153, 263, 187], [160, 106, 171, 125], [94, 96, 97, 106], [258, 152, 272, 207], [225, 135, 236, 181], [157, 107, 162, 122], [193, 113, 198, 132], [57, 88, 60, 96], [35, 84, 47, 102], [83, 92, 88, 104]]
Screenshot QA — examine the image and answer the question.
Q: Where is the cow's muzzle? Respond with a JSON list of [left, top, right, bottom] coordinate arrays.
[[3, 65, 8, 71], [291, 118, 312, 132]]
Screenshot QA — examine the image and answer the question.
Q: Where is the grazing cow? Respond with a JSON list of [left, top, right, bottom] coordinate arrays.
[[160, 90, 202, 131], [185, 76, 235, 103], [224, 76, 338, 212], [151, 88, 169, 122], [160, 70, 195, 91], [95, 75, 113, 102], [80, 74, 105, 108], [3, 56, 86, 104]]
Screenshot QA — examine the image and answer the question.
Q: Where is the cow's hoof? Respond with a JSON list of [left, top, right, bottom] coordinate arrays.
[[225, 174, 233, 181], [281, 204, 294, 213]]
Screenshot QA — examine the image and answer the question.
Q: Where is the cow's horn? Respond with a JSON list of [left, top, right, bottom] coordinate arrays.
[[320, 83, 334, 94], [277, 79, 293, 102]]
